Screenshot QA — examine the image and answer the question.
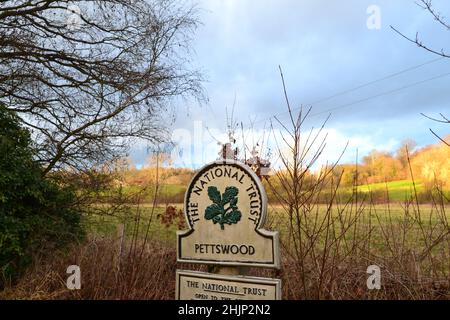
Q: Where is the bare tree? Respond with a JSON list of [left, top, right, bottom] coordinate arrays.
[[0, 0, 203, 175], [391, 0, 450, 59], [420, 113, 450, 147], [391, 0, 449, 146]]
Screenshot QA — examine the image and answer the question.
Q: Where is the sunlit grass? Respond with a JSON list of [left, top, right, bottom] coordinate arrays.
[[356, 180, 425, 200], [84, 202, 449, 255]]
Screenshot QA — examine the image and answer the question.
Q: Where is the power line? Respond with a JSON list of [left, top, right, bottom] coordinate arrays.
[[306, 71, 450, 118], [308, 57, 444, 106], [254, 57, 446, 125]]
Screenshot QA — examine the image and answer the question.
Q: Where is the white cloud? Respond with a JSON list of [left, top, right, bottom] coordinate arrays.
[[129, 0, 450, 168]]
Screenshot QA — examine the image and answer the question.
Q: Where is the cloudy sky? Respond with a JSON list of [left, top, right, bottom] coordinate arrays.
[[132, 0, 450, 169]]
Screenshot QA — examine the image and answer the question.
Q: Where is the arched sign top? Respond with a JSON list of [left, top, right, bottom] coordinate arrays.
[[178, 160, 279, 268], [184, 160, 268, 230]]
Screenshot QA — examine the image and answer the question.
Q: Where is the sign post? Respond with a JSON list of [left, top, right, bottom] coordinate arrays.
[[176, 159, 281, 300]]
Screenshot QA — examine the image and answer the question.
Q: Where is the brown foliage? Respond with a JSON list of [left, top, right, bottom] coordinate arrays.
[[0, 237, 181, 300], [159, 205, 186, 230]]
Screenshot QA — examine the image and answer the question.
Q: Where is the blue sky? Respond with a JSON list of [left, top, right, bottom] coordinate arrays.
[[131, 0, 450, 169]]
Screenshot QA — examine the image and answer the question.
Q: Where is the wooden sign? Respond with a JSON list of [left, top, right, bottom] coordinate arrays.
[[176, 270, 282, 300], [177, 160, 279, 268]]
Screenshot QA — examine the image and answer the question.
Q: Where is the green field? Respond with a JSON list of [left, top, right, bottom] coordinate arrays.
[[117, 179, 433, 205], [86, 178, 444, 237], [83, 178, 448, 260], [84, 205, 179, 244], [354, 180, 425, 201], [85, 201, 449, 253]]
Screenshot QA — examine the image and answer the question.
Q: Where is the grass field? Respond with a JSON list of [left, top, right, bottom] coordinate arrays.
[[354, 180, 425, 201], [84, 205, 178, 244], [8, 197, 449, 300], [84, 201, 449, 252], [114, 179, 435, 206]]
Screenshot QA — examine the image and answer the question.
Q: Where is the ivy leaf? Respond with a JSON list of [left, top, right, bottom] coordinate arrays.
[[222, 186, 238, 204], [207, 186, 221, 205], [205, 204, 221, 220]]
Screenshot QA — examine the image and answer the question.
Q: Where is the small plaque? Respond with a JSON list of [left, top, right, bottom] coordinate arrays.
[[176, 270, 282, 300]]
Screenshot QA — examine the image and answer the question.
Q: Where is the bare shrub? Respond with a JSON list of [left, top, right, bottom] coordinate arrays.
[[263, 68, 450, 300], [0, 237, 177, 300]]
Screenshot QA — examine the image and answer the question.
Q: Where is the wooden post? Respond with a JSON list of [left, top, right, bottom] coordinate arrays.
[[216, 266, 240, 276], [116, 223, 125, 269]]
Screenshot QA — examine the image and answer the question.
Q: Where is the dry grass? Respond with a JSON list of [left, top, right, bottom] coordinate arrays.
[[0, 235, 206, 300], [2, 231, 448, 300]]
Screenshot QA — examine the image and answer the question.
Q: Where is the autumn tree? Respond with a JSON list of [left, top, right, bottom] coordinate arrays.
[[0, 0, 203, 175], [362, 150, 403, 183], [395, 139, 417, 175], [411, 138, 450, 189], [333, 164, 358, 187]]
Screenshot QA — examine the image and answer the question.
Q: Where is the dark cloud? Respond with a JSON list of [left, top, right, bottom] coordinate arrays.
[[131, 0, 450, 167]]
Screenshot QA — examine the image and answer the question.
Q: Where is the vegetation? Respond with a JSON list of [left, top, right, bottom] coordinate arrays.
[[0, 0, 449, 301], [0, 105, 83, 288], [2, 199, 449, 299], [87, 137, 448, 206], [2, 73, 448, 299]]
